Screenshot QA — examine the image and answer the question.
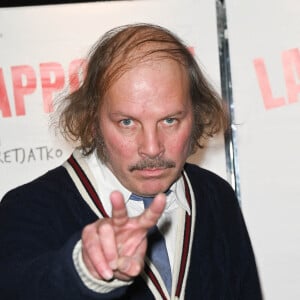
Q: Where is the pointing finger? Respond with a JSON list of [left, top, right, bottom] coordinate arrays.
[[110, 191, 129, 228]]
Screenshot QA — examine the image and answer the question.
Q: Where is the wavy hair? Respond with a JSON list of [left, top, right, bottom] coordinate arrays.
[[58, 23, 227, 158]]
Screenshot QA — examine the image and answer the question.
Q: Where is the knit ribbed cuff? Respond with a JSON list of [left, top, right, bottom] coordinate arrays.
[[72, 240, 132, 293]]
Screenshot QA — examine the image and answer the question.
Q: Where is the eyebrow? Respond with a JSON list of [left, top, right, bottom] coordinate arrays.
[[109, 109, 188, 118]]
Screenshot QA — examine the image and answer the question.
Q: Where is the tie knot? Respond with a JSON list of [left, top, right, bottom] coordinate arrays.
[[129, 194, 154, 208], [129, 190, 171, 208]]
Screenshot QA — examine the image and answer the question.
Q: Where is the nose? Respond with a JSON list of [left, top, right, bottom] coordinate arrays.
[[138, 127, 165, 158]]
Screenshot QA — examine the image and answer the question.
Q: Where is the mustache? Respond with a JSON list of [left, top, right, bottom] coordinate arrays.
[[129, 157, 176, 172]]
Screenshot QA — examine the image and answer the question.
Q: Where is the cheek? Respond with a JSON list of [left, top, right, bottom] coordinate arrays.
[[167, 131, 192, 157], [105, 133, 136, 160]]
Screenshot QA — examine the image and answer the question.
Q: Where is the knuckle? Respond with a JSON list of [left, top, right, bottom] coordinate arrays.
[[130, 259, 144, 276], [82, 228, 99, 251], [82, 223, 94, 237], [97, 221, 111, 234]]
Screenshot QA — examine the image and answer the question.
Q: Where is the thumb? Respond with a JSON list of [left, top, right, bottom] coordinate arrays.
[[117, 256, 144, 277]]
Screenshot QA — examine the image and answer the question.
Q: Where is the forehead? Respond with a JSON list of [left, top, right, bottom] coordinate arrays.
[[102, 38, 188, 90], [98, 60, 193, 125], [104, 58, 190, 107]]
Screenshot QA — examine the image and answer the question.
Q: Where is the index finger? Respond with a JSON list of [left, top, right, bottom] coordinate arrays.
[[137, 193, 166, 229], [110, 191, 129, 227]]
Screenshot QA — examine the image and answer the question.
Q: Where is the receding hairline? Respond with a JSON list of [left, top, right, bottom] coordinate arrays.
[[91, 26, 191, 96]]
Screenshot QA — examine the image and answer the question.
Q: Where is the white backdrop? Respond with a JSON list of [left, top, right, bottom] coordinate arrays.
[[0, 0, 226, 199], [226, 0, 300, 299], [3, 0, 299, 299]]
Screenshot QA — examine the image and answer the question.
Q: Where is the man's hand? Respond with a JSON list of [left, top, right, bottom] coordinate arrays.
[[81, 191, 166, 281]]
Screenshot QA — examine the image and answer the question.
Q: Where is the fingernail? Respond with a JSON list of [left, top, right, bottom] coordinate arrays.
[[103, 270, 113, 281], [109, 260, 117, 270]]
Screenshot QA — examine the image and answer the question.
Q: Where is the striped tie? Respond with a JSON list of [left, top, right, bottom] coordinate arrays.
[[130, 193, 172, 294]]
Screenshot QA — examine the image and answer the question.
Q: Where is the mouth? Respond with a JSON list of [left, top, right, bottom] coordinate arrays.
[[135, 167, 167, 178]]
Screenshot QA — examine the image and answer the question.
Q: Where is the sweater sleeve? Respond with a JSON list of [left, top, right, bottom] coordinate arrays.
[[184, 163, 263, 300], [0, 172, 129, 300], [209, 170, 263, 299], [73, 240, 132, 293]]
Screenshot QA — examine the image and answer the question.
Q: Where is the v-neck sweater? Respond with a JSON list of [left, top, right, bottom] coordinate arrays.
[[0, 152, 262, 300]]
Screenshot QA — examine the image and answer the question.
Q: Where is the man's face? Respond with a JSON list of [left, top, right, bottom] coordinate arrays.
[[98, 58, 193, 196]]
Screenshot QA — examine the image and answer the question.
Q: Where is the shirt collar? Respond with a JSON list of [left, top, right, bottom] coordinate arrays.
[[168, 177, 191, 215], [84, 150, 190, 215]]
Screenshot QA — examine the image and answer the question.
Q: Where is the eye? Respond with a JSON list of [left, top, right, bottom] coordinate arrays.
[[164, 117, 176, 125], [120, 118, 133, 127]]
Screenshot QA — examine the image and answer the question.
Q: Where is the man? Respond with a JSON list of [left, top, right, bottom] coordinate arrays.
[[0, 24, 262, 299]]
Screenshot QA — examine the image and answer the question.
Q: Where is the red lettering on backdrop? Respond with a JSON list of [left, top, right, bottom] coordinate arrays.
[[253, 58, 285, 109], [0, 68, 12, 117], [69, 59, 87, 93], [11, 65, 37, 116], [40, 62, 65, 113], [254, 48, 300, 110], [282, 48, 300, 104]]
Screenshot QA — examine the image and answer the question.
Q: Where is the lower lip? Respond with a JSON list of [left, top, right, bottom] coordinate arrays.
[[137, 168, 166, 177]]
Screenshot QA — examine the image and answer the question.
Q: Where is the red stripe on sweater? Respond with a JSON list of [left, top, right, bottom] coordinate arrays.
[[144, 264, 168, 300], [67, 155, 109, 218], [175, 173, 192, 297]]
